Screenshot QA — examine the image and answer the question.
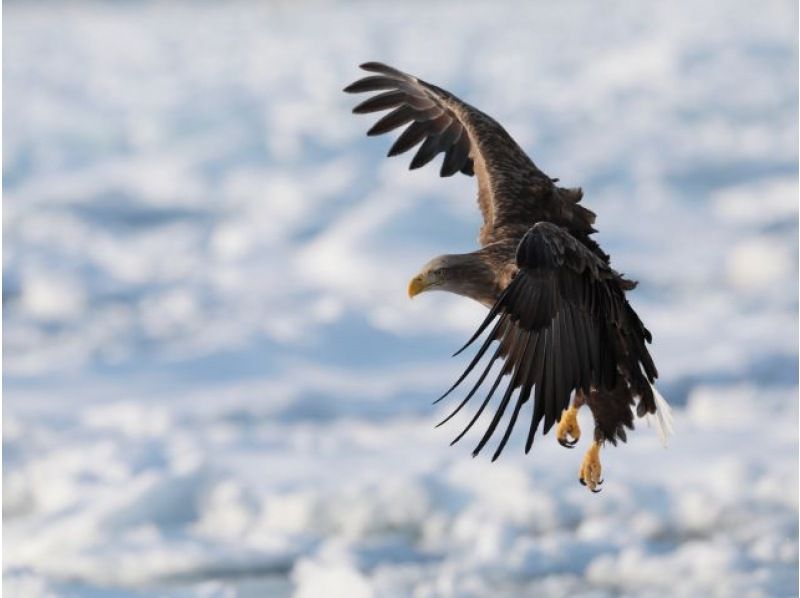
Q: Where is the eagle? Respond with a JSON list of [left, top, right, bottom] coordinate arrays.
[[345, 62, 672, 492]]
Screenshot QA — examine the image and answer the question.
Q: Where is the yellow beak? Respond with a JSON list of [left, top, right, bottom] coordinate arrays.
[[408, 274, 426, 299]]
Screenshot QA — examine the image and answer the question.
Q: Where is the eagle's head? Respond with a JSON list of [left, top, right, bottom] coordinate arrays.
[[408, 253, 496, 306]]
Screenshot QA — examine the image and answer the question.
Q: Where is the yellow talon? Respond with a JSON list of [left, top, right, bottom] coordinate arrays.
[[556, 405, 581, 448], [579, 441, 603, 493]]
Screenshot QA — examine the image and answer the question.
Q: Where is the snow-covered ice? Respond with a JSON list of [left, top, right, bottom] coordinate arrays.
[[3, 1, 798, 596]]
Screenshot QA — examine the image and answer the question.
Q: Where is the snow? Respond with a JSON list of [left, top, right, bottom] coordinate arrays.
[[3, 0, 798, 596]]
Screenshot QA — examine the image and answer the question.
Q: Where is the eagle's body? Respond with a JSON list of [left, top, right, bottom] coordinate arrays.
[[346, 63, 672, 492]]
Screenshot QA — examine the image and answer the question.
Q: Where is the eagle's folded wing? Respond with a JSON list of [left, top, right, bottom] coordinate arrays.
[[437, 222, 658, 460]]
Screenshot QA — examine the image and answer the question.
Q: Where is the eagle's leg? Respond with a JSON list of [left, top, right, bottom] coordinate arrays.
[[579, 440, 603, 493], [578, 389, 603, 492], [576, 383, 636, 492], [556, 390, 585, 448]]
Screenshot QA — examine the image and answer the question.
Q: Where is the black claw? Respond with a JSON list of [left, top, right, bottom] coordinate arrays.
[[597, 478, 604, 485], [591, 487, 602, 493], [579, 477, 586, 486], [559, 436, 579, 448]]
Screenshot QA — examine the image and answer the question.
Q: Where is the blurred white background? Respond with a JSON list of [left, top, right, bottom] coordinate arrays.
[[3, 1, 798, 596]]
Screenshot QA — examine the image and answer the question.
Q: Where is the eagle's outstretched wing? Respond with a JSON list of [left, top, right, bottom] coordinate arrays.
[[436, 222, 658, 460], [344, 62, 595, 245]]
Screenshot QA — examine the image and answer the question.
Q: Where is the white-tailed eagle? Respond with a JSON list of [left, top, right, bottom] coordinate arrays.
[[345, 62, 672, 492]]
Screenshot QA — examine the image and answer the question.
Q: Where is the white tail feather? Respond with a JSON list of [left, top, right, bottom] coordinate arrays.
[[644, 387, 674, 447]]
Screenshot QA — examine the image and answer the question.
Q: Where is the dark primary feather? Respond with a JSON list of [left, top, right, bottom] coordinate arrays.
[[346, 64, 475, 182], [439, 222, 658, 459]]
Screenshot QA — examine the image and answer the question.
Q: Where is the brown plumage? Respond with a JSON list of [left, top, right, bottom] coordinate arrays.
[[345, 62, 668, 482]]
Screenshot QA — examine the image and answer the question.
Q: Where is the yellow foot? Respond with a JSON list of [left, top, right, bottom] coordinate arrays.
[[579, 441, 603, 493], [556, 406, 581, 448]]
